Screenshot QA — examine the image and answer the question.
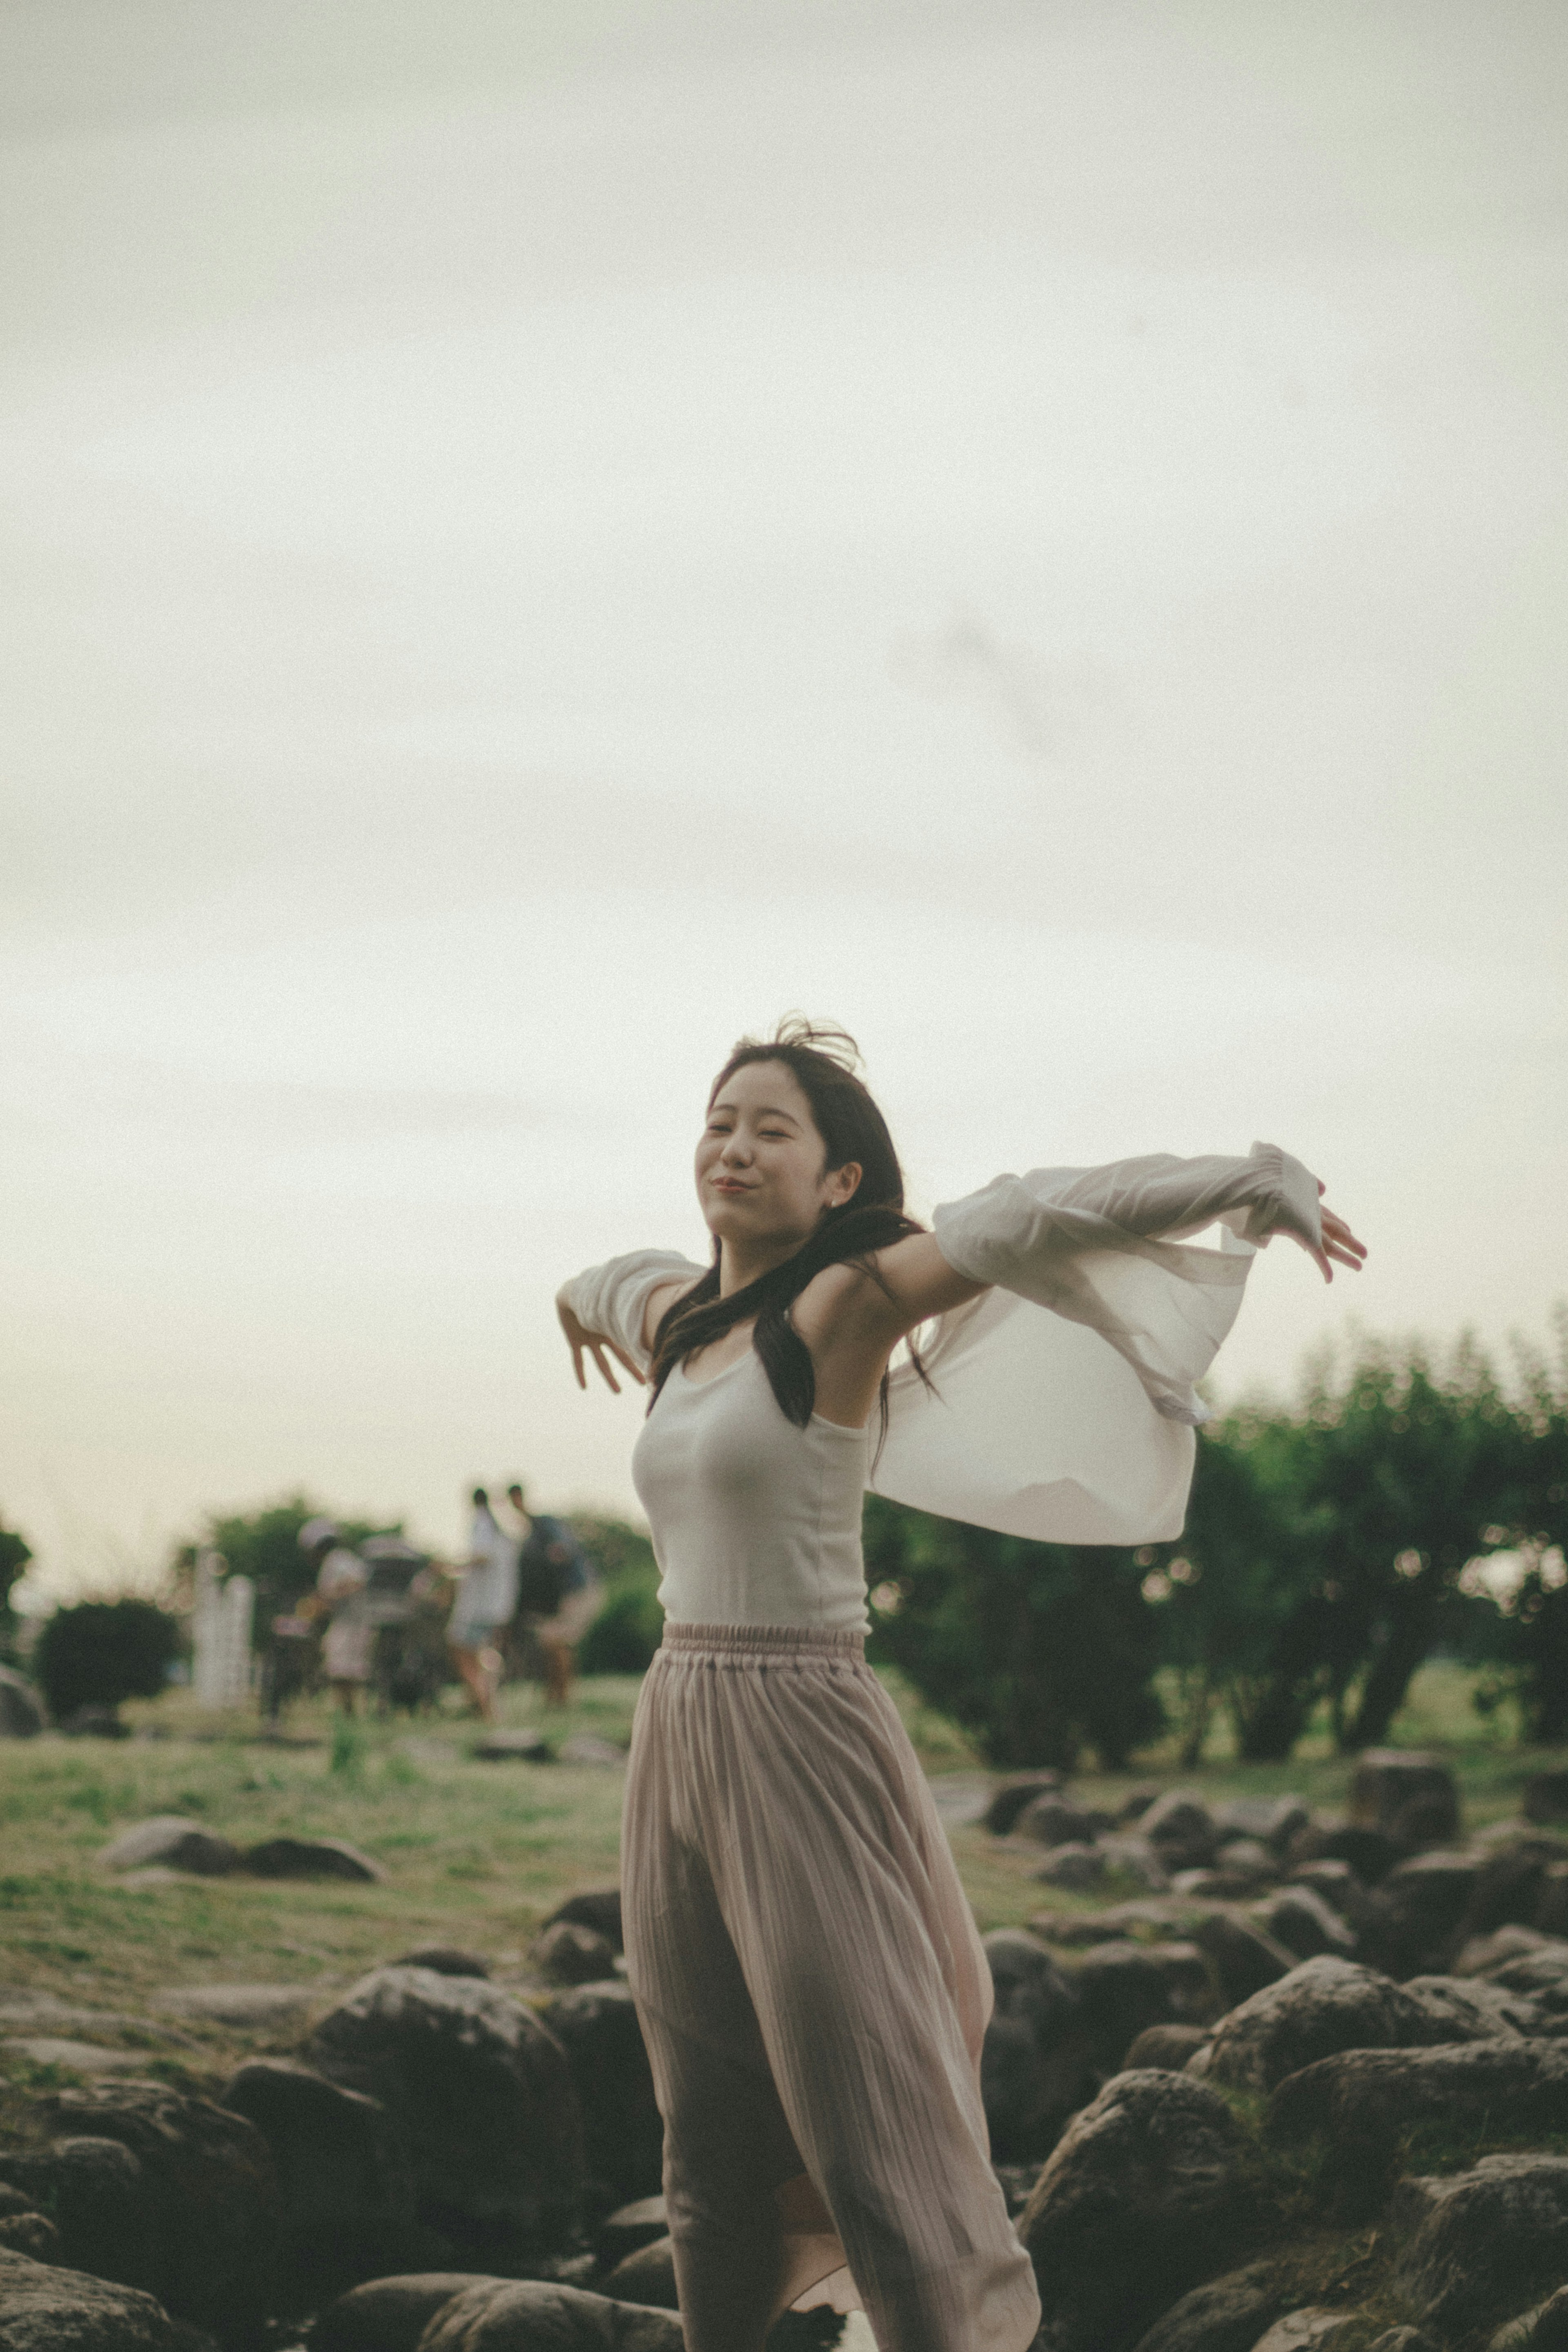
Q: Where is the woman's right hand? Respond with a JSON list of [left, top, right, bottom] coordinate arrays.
[[558, 1298, 646, 1393]]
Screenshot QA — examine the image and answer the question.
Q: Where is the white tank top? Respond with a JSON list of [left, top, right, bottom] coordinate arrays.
[[631, 1345, 873, 1633]]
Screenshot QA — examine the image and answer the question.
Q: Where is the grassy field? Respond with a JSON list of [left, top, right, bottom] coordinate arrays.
[[0, 1658, 1561, 2117]]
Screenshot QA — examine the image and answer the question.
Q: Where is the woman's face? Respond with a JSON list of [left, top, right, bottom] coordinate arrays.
[[695, 1060, 861, 1248]]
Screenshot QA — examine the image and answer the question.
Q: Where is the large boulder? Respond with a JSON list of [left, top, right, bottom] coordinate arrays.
[[1392, 2155, 1568, 2336], [0, 2247, 201, 2352], [1192, 1911, 1296, 2010], [1124, 2024, 1212, 2073], [1484, 1948, 1568, 2018], [1213, 1796, 1311, 1856], [310, 1965, 583, 2256], [1032, 1842, 1106, 1893], [1524, 1773, 1568, 1828], [96, 1818, 238, 1877], [0, 2188, 55, 2262], [1490, 2288, 1568, 2351], [543, 1889, 625, 1955], [1196, 1840, 1279, 1895], [1369, 1852, 1485, 1972], [312, 2272, 483, 2352], [1071, 1943, 1211, 2073], [219, 2057, 428, 2308], [539, 1981, 663, 2210], [419, 2278, 686, 2350], [1288, 1860, 1385, 1937], [0, 2134, 154, 2288], [1098, 1837, 1173, 1892], [595, 2197, 669, 2270], [980, 1931, 1094, 2163], [393, 1946, 491, 1978], [1267, 2038, 1568, 2156], [21, 2081, 278, 2338], [1018, 2070, 1252, 2352], [984, 1774, 1062, 1836], [1205, 1957, 1492, 2095], [1256, 1889, 1358, 1963], [596, 2237, 678, 2309], [1401, 1973, 1539, 2040], [1452, 1848, 1557, 1948], [1139, 1794, 1219, 1873], [530, 1924, 620, 1988], [1457, 1926, 1565, 1977], [1126, 2258, 1294, 2352], [1350, 1752, 1460, 1850], [0, 1666, 44, 1739], [1016, 1794, 1104, 1849], [243, 1835, 384, 1881], [1288, 1821, 1402, 1886]]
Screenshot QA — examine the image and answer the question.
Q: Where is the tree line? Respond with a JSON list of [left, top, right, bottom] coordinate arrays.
[[4, 1315, 1562, 1763], [866, 1315, 1568, 1768]]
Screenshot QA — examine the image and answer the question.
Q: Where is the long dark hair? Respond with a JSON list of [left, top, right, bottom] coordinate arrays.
[[648, 1016, 930, 1441]]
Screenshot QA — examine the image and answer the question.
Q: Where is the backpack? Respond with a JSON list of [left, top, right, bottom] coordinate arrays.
[[515, 1516, 584, 1619]]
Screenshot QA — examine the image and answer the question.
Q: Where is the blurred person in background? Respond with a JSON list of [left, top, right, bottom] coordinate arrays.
[[448, 1485, 518, 1723], [301, 1516, 374, 1717], [506, 1481, 603, 1707]]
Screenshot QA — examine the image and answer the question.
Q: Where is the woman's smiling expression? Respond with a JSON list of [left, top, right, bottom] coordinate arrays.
[[695, 1060, 862, 1256]]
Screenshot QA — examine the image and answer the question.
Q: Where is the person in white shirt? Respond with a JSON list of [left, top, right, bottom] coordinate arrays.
[[555, 1016, 1365, 2352], [447, 1487, 519, 1724]]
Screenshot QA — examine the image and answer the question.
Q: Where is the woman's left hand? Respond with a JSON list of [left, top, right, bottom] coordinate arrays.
[[1283, 1184, 1368, 1282]]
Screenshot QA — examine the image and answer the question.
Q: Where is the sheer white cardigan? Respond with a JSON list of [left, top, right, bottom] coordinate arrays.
[[558, 1141, 1321, 1547]]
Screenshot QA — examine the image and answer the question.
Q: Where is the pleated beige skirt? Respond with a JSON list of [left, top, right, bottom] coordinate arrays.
[[621, 1623, 1042, 2352]]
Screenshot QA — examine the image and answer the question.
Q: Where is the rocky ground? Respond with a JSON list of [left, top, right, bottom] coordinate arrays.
[[7, 1730, 1568, 2348]]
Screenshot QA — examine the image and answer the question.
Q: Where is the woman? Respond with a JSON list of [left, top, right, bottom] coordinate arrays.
[[448, 1487, 519, 1724], [557, 1019, 1364, 2352]]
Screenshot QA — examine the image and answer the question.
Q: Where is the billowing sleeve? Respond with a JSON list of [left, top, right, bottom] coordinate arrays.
[[873, 1143, 1320, 1546], [930, 1140, 1321, 1422], [557, 1248, 709, 1373]]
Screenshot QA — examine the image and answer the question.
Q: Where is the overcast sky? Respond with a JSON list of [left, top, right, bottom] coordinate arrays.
[[2, 0, 1564, 1599]]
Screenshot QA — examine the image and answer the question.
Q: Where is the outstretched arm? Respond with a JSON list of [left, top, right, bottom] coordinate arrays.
[[555, 1249, 708, 1393], [821, 1143, 1366, 1351], [558, 1280, 695, 1392]]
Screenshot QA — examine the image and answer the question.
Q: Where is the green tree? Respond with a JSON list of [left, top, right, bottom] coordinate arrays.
[[0, 1516, 33, 1663], [185, 1494, 403, 1623], [1297, 1335, 1528, 1751], [1145, 1329, 1548, 1760], [1504, 1320, 1568, 1739], [862, 1496, 1164, 1770], [1460, 1313, 1568, 1742], [1140, 1412, 1327, 1764]]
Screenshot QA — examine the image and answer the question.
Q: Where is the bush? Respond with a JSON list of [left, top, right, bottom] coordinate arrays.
[[33, 1597, 183, 1722], [863, 1497, 1164, 1770], [572, 1516, 664, 1674]]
